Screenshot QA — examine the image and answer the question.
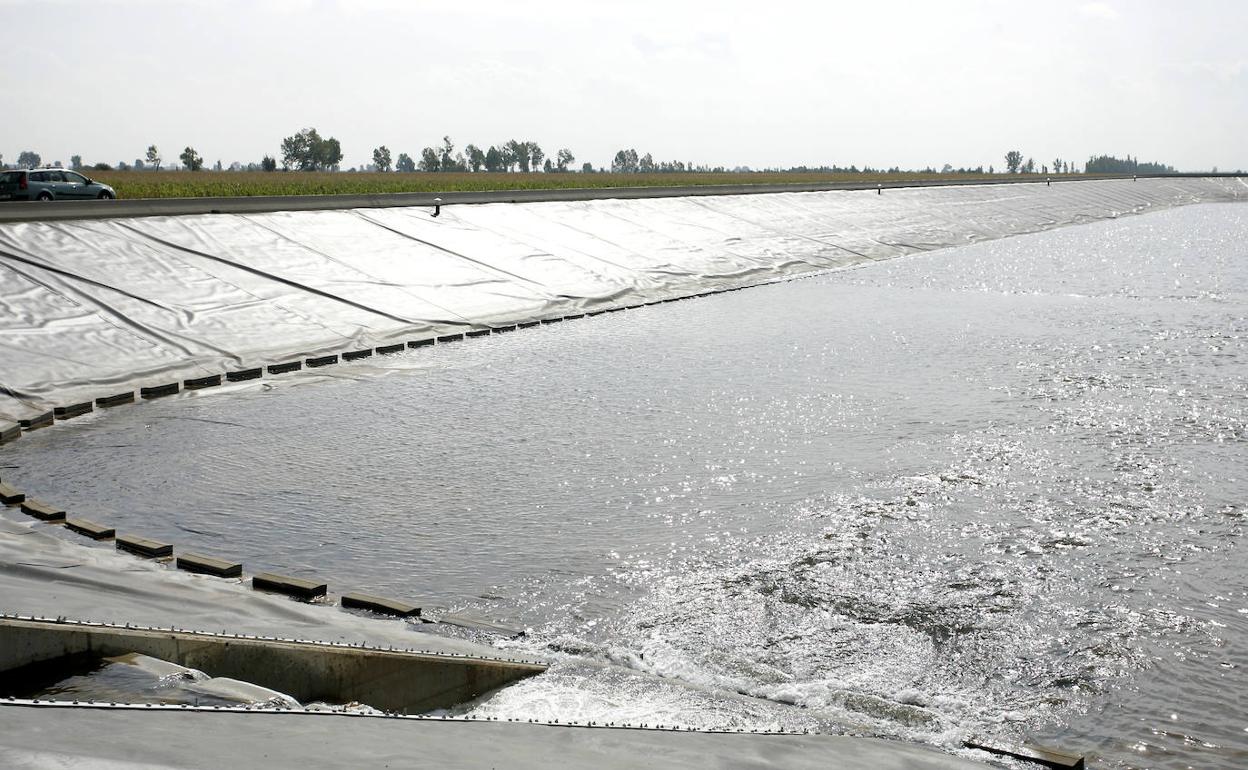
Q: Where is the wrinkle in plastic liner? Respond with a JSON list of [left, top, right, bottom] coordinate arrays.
[[0, 178, 1243, 424]]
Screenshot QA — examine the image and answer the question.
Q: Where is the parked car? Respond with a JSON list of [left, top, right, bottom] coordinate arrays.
[[0, 169, 116, 201]]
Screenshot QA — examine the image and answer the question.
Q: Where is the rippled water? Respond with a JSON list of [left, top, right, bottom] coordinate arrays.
[[7, 203, 1247, 768]]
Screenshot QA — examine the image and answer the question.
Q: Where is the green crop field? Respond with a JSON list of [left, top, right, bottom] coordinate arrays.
[[83, 170, 1044, 200]]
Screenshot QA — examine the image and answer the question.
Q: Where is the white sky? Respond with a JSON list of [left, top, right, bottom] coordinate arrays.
[[1, 0, 1244, 171]]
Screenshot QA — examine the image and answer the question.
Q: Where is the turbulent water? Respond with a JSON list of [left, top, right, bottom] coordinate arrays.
[[6, 203, 1247, 769]]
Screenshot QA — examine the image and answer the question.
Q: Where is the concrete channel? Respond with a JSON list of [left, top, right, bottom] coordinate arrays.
[[0, 616, 545, 714], [2, 176, 1234, 768]]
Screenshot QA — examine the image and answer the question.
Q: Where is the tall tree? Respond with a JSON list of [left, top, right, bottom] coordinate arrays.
[[395, 152, 416, 172], [499, 142, 516, 172], [1052, 157, 1063, 175], [280, 130, 313, 170], [639, 152, 655, 173], [372, 145, 392, 172], [261, 155, 278, 172], [484, 145, 503, 172], [1023, 157, 1035, 174], [17, 150, 42, 169], [1004, 150, 1023, 174], [528, 142, 544, 172], [465, 144, 485, 172], [611, 149, 639, 173], [146, 145, 162, 170], [418, 147, 441, 172], [279, 128, 342, 171], [504, 139, 530, 172], [315, 136, 342, 171], [556, 148, 575, 172], [70, 154, 82, 169], [179, 146, 204, 171], [439, 136, 456, 171]]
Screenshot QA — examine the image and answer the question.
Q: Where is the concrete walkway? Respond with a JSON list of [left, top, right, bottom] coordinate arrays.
[[0, 705, 995, 769]]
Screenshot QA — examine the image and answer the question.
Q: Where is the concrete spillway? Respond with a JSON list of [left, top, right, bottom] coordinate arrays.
[[1, 177, 1243, 432]]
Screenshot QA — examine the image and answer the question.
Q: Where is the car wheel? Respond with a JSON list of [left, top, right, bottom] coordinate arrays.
[[98, 190, 114, 200], [36, 191, 53, 201]]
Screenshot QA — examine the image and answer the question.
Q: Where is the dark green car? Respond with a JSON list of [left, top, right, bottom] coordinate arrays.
[[0, 169, 116, 201]]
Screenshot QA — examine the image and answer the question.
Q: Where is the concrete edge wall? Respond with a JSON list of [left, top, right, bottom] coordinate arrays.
[[0, 616, 545, 713], [2, 172, 1243, 223]]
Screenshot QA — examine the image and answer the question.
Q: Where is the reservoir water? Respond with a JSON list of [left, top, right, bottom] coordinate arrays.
[[7, 203, 1246, 769]]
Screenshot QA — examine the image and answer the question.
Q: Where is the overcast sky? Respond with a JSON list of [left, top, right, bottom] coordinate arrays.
[[2, 0, 1244, 171]]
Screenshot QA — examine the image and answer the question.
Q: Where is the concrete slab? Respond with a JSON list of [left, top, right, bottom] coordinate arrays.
[[342, 349, 373, 361], [116, 534, 173, 558], [140, 383, 179, 399], [18, 412, 53, 430], [19, 499, 65, 522], [376, 343, 406, 355], [64, 518, 116, 541], [184, 374, 223, 390], [0, 423, 20, 444], [341, 593, 421, 618], [176, 552, 243, 578], [94, 391, 135, 408], [267, 361, 303, 375], [0, 483, 24, 505], [226, 368, 263, 382], [436, 333, 464, 343], [253, 573, 327, 601], [408, 338, 435, 348], [52, 402, 93, 419], [466, 329, 491, 338], [305, 355, 338, 368]]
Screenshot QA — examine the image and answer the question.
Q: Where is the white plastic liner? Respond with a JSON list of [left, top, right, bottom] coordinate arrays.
[[0, 178, 1243, 424]]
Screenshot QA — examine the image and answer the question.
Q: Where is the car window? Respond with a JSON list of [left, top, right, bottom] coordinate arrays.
[[0, 171, 22, 184], [29, 171, 49, 182], [48, 171, 68, 182], [64, 171, 88, 184]]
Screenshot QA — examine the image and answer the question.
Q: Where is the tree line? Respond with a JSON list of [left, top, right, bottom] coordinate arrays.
[[1003, 150, 1178, 175], [1084, 154, 1175, 174], [371, 137, 579, 174], [1, 134, 1195, 177]]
